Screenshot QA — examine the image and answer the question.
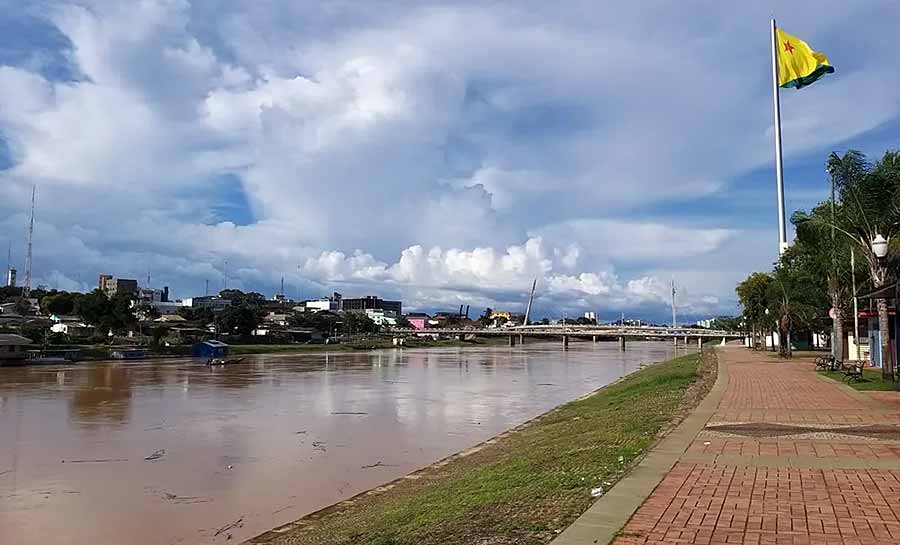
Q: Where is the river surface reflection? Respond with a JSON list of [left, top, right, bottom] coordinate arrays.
[[0, 341, 690, 545]]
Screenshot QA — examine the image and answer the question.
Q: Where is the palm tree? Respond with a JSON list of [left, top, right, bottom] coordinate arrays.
[[823, 150, 900, 381]]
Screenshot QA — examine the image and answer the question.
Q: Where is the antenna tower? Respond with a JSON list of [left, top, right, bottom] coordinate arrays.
[[523, 278, 537, 326], [671, 279, 677, 328]]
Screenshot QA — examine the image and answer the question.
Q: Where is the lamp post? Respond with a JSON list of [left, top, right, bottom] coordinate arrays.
[[872, 234, 888, 259], [871, 234, 893, 381]]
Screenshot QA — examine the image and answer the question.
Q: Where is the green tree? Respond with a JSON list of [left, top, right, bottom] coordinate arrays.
[[479, 307, 494, 326], [216, 304, 260, 336], [799, 150, 900, 379], [767, 252, 829, 358], [736, 272, 775, 350], [41, 292, 77, 315], [342, 311, 378, 336]]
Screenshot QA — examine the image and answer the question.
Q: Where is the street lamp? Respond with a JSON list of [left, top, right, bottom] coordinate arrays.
[[872, 234, 889, 259]]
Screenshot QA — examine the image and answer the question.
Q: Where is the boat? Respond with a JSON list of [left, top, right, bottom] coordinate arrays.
[[110, 349, 148, 360], [206, 357, 245, 366]]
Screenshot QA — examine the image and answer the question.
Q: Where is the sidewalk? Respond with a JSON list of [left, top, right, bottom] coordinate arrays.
[[560, 345, 900, 545]]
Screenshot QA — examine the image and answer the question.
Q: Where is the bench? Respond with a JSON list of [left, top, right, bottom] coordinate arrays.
[[841, 362, 865, 383], [814, 354, 835, 371]]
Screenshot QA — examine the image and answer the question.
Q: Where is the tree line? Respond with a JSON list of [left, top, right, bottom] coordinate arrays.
[[736, 149, 899, 379]]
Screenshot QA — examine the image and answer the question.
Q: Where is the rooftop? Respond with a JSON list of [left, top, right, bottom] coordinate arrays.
[[0, 334, 32, 346]]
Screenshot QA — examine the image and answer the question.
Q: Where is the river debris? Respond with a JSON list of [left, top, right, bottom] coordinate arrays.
[[162, 492, 210, 504], [312, 441, 327, 452], [144, 449, 166, 461], [213, 517, 244, 537], [62, 458, 128, 464], [0, 469, 11, 477], [537, 383, 556, 386], [272, 504, 294, 515], [330, 411, 368, 415], [295, 430, 307, 435], [361, 461, 399, 469]]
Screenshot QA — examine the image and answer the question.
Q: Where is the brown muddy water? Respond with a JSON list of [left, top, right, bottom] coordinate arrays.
[[0, 341, 691, 545]]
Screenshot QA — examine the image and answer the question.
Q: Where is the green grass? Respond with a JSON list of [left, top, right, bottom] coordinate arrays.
[[821, 367, 899, 391], [249, 351, 714, 545]]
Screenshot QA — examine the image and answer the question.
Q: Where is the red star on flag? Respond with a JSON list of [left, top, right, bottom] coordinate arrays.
[[783, 41, 795, 54]]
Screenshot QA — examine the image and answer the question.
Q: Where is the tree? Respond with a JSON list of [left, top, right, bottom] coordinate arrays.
[[799, 150, 900, 380], [792, 202, 854, 362], [479, 308, 494, 326], [342, 311, 378, 336], [74, 289, 112, 326], [736, 273, 775, 350], [767, 252, 829, 358], [216, 304, 260, 336], [394, 315, 411, 329], [41, 292, 77, 315]]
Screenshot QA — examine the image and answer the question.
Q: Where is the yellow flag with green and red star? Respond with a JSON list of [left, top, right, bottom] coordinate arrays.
[[776, 28, 834, 89]]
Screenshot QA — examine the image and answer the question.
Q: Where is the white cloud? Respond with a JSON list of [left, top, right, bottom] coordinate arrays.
[[1, 0, 897, 320]]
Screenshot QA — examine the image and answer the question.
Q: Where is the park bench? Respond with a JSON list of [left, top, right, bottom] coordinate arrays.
[[841, 362, 864, 383], [814, 354, 835, 371]]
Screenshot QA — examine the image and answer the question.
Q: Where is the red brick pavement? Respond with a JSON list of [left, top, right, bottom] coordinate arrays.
[[613, 346, 900, 545]]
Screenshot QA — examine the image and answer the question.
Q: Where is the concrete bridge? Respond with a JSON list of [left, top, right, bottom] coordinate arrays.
[[394, 324, 742, 350]]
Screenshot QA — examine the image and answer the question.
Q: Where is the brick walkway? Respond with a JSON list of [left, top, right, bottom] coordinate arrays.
[[614, 346, 900, 545]]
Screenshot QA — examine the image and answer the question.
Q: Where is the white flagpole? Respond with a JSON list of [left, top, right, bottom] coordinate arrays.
[[770, 18, 788, 255]]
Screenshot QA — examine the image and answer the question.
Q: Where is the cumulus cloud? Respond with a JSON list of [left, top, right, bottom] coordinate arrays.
[[1, 0, 897, 321]]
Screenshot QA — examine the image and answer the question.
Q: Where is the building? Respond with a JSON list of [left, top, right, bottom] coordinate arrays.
[[365, 308, 398, 327], [137, 287, 169, 303], [263, 312, 291, 326], [50, 321, 95, 338], [6, 267, 16, 287], [406, 312, 429, 330], [192, 340, 230, 359], [181, 296, 232, 312], [340, 295, 401, 315], [99, 274, 138, 297], [0, 334, 31, 364], [304, 292, 342, 313], [695, 318, 714, 328]]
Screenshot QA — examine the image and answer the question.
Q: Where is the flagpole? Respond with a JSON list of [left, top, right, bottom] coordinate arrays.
[[770, 18, 788, 255]]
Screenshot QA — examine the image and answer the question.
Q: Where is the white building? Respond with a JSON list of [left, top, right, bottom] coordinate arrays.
[[181, 296, 231, 312], [365, 308, 398, 327]]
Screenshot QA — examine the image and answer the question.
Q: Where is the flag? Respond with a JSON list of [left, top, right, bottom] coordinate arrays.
[[776, 28, 834, 89]]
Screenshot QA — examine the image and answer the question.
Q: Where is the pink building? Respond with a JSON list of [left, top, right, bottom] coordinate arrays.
[[406, 313, 429, 330]]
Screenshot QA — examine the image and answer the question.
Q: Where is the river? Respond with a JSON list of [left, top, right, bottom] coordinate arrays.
[[0, 341, 689, 545]]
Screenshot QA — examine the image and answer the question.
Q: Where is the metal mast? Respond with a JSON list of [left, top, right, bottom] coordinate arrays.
[[671, 279, 677, 328], [523, 278, 537, 326], [23, 185, 35, 297]]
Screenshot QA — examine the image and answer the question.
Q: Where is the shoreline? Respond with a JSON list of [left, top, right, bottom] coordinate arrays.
[[244, 347, 715, 545]]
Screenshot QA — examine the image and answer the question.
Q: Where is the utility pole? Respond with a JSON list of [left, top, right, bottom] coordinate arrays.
[[23, 185, 35, 297], [205, 279, 209, 296], [223, 259, 228, 291]]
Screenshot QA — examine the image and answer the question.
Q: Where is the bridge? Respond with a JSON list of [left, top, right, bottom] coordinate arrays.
[[394, 324, 743, 350]]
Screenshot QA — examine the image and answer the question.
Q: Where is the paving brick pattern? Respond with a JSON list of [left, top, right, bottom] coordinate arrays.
[[687, 439, 900, 460], [613, 347, 900, 545]]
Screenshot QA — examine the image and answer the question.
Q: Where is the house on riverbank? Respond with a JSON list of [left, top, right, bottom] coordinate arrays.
[[0, 334, 31, 364]]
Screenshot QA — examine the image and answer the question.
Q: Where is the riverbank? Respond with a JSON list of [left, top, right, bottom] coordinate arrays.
[[247, 349, 716, 545]]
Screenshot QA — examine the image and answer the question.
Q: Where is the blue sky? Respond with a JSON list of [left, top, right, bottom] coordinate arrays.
[[1, 0, 898, 322]]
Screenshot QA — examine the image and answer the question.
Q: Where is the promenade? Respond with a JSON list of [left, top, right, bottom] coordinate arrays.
[[559, 345, 900, 545]]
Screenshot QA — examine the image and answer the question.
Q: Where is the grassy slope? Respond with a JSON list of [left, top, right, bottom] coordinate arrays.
[[251, 351, 712, 545]]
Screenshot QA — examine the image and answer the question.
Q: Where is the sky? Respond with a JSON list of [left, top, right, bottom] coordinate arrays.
[[1, 0, 899, 323]]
